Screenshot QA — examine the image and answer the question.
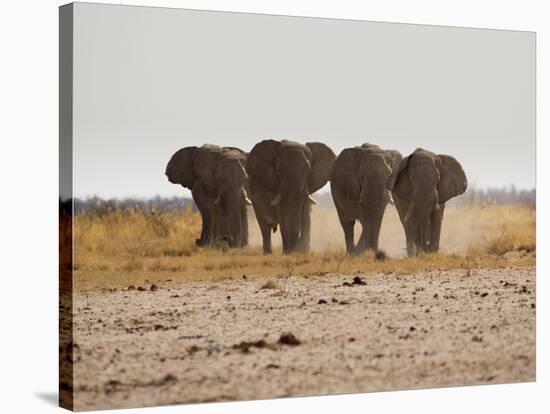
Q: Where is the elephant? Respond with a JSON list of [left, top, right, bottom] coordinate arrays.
[[165, 144, 251, 248], [246, 139, 336, 254], [330, 143, 402, 255], [387, 148, 467, 256]]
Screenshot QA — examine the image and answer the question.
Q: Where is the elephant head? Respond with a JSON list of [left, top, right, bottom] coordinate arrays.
[[247, 139, 335, 254], [210, 148, 251, 247], [387, 148, 467, 254], [356, 144, 402, 209], [213, 149, 251, 208]]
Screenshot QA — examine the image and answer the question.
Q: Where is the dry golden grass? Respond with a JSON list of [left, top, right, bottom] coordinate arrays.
[[73, 203, 535, 291]]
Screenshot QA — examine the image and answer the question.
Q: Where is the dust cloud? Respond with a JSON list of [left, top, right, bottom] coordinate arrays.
[[247, 204, 531, 257]]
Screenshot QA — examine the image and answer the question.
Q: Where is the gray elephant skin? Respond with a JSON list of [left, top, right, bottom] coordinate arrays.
[[387, 148, 467, 256], [165, 144, 251, 248], [331, 143, 402, 255], [246, 139, 336, 254]]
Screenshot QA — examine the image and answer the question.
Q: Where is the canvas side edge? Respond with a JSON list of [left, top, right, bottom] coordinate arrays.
[[59, 2, 74, 411]]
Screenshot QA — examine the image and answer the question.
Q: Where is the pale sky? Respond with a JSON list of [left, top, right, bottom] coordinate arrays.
[[73, 2, 535, 199]]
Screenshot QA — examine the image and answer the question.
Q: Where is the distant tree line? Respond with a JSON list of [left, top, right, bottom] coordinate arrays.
[[69, 196, 196, 215], [447, 186, 535, 208], [63, 186, 535, 214], [316, 186, 536, 209]]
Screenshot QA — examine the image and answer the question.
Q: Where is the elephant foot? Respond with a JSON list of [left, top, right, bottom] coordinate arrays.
[[406, 244, 417, 257], [213, 236, 232, 250], [350, 246, 364, 256], [213, 241, 229, 252], [195, 238, 209, 247], [294, 242, 310, 254], [228, 239, 241, 249]]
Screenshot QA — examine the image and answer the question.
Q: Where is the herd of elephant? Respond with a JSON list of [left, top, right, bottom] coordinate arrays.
[[165, 139, 467, 257]]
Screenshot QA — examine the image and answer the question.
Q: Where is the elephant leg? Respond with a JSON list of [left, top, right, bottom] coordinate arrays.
[[413, 220, 424, 255], [257, 216, 273, 254], [197, 211, 212, 246], [211, 205, 229, 247], [193, 193, 213, 247], [403, 220, 417, 257], [416, 217, 432, 254], [240, 203, 249, 248], [355, 205, 384, 255], [419, 226, 429, 253], [340, 219, 355, 253], [296, 203, 312, 253], [393, 195, 415, 256], [428, 204, 445, 252], [352, 222, 368, 256], [333, 189, 357, 253], [367, 210, 385, 252], [249, 180, 277, 254]]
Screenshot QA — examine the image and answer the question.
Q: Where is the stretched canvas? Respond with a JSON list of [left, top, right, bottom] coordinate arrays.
[[59, 2, 536, 411]]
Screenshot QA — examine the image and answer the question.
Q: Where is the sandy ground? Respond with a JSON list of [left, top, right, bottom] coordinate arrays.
[[71, 266, 535, 411]]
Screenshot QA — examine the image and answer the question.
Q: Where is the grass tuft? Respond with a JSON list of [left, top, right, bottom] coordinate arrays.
[[260, 280, 281, 290]]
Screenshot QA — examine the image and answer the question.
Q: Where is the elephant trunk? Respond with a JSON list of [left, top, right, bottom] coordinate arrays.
[[227, 190, 246, 248], [433, 189, 440, 211], [359, 178, 387, 210], [409, 185, 438, 253], [213, 188, 245, 248], [403, 200, 415, 224], [359, 181, 369, 206], [228, 207, 242, 248], [278, 191, 306, 254]]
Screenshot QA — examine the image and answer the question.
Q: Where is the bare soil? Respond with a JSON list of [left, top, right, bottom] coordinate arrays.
[[72, 266, 535, 411]]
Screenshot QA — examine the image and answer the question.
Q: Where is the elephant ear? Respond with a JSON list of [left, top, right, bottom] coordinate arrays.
[[330, 147, 363, 199], [383, 150, 403, 170], [383, 149, 403, 189], [165, 146, 197, 189], [387, 155, 413, 201], [306, 142, 336, 193], [246, 140, 281, 194], [437, 154, 467, 203]]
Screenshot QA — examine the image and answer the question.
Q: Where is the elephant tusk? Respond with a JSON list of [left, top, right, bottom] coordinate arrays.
[[307, 194, 317, 204], [270, 194, 282, 206], [242, 188, 252, 205], [433, 190, 440, 211]]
